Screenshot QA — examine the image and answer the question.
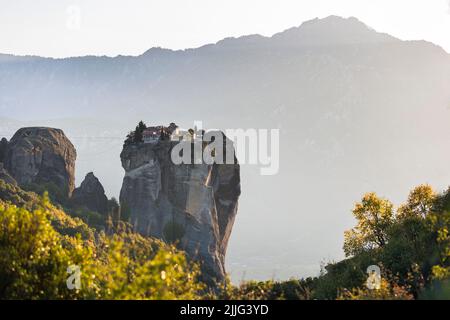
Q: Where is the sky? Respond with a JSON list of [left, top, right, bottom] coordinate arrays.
[[1, 0, 450, 58]]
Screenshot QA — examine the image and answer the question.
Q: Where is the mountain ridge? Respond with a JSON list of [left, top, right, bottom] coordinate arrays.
[[1, 15, 449, 122], [1, 16, 448, 60]]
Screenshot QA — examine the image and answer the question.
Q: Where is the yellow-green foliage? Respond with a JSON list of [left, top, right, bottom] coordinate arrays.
[[344, 192, 394, 257], [0, 192, 204, 300], [104, 246, 202, 300], [218, 279, 279, 300], [397, 184, 436, 220], [0, 194, 90, 299], [429, 210, 450, 280], [214, 277, 315, 300], [3, 178, 450, 300], [338, 279, 413, 300], [319, 184, 450, 300]]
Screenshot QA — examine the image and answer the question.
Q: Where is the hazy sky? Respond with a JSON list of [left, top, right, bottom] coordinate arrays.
[[1, 0, 450, 58]]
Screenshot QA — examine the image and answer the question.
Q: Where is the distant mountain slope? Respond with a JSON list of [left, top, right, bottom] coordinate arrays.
[[1, 16, 450, 281], [1, 15, 448, 122]]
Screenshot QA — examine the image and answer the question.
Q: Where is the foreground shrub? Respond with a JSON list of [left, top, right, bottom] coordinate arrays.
[[0, 193, 204, 299]]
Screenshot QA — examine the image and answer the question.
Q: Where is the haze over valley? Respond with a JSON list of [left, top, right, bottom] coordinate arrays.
[[1, 16, 450, 281]]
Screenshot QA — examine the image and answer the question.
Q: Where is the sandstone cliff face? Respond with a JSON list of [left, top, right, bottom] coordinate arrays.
[[71, 172, 108, 214], [120, 135, 240, 282], [4, 127, 77, 197]]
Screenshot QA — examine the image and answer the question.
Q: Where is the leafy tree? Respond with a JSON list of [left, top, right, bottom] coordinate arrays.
[[378, 185, 438, 297], [381, 218, 435, 297], [398, 184, 436, 219], [428, 210, 450, 281], [133, 121, 147, 143], [124, 132, 135, 146], [322, 185, 450, 299], [344, 193, 394, 257]]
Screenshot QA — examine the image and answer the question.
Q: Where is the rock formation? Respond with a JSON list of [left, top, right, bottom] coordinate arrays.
[[71, 172, 108, 215], [0, 138, 8, 163], [0, 137, 14, 184], [120, 130, 241, 283], [0, 163, 17, 186], [3, 127, 77, 197]]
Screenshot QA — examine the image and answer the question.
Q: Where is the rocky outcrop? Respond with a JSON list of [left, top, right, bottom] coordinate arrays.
[[0, 163, 17, 186], [0, 138, 13, 184], [3, 127, 77, 197], [120, 131, 240, 283], [0, 138, 8, 163], [71, 172, 108, 215]]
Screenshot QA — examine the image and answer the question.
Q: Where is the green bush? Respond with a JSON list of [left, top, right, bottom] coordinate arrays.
[[0, 191, 204, 300], [163, 221, 186, 244]]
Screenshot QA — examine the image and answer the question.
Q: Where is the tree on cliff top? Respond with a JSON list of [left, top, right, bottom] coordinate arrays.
[[133, 121, 147, 143]]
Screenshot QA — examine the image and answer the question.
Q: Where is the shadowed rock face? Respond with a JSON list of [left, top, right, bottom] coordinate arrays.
[[4, 127, 76, 197], [0, 163, 16, 186], [71, 172, 108, 215], [120, 133, 240, 283], [0, 138, 8, 163]]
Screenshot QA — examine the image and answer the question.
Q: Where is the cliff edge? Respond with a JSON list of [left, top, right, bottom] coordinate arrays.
[[119, 130, 240, 282]]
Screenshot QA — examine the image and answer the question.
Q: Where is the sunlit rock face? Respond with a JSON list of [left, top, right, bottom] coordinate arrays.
[[3, 127, 76, 197], [119, 133, 240, 283]]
